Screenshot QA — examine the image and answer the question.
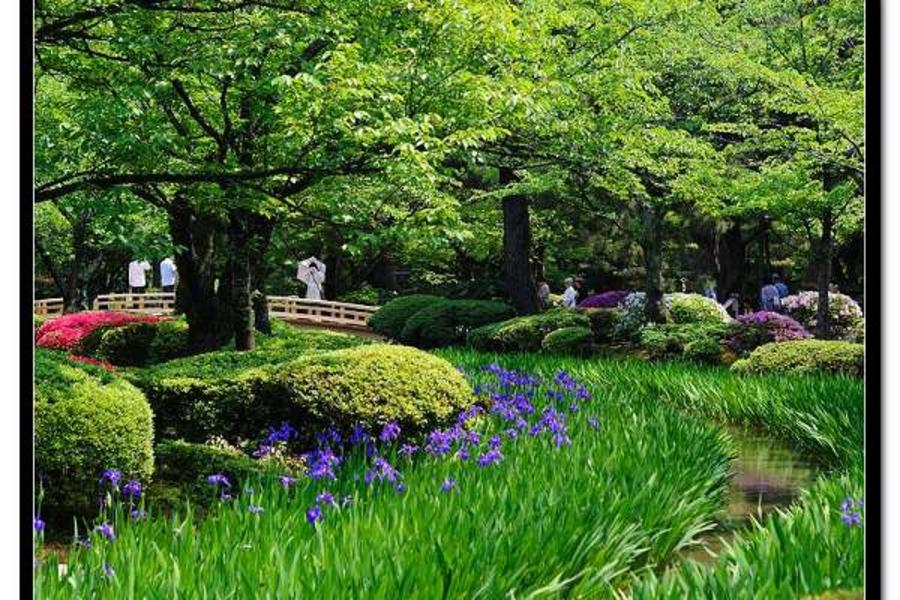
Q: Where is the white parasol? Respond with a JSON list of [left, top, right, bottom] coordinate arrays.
[[297, 256, 327, 300]]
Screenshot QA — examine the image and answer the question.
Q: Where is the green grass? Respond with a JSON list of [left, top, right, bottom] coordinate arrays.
[[33, 347, 864, 598]]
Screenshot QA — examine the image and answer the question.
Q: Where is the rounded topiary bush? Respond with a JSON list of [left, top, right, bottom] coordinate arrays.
[[639, 322, 730, 363], [91, 319, 190, 366], [36, 311, 163, 351], [368, 294, 442, 339], [541, 326, 593, 355], [467, 309, 591, 353], [780, 291, 864, 341], [730, 340, 864, 377], [665, 293, 731, 325], [270, 344, 474, 434], [399, 299, 514, 348], [35, 349, 154, 516]]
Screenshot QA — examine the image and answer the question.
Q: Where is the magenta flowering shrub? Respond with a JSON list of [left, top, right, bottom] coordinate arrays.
[[725, 311, 812, 356], [35, 311, 163, 350], [577, 290, 630, 309], [780, 291, 864, 341]]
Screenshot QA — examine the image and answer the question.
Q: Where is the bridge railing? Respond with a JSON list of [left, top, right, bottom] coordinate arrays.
[[36, 293, 379, 329], [34, 297, 65, 317], [267, 296, 377, 329], [92, 292, 177, 315]]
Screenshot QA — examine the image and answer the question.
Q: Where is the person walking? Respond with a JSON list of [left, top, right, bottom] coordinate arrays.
[[562, 277, 578, 309], [537, 280, 550, 310], [128, 259, 152, 294], [760, 277, 780, 312], [160, 257, 178, 293], [772, 274, 789, 300]]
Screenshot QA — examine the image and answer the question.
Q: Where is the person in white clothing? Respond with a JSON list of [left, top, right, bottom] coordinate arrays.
[[128, 259, 152, 294], [562, 277, 578, 309], [297, 257, 327, 301], [160, 257, 178, 292]]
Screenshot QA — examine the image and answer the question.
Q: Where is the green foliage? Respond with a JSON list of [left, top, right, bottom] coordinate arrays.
[[153, 440, 280, 506], [639, 322, 730, 364], [34, 349, 154, 516], [731, 340, 864, 377], [34, 314, 47, 330], [80, 319, 191, 367], [582, 308, 623, 344], [665, 293, 732, 324], [541, 326, 593, 356], [337, 284, 382, 306], [368, 294, 443, 339], [398, 299, 514, 348], [467, 309, 591, 353]]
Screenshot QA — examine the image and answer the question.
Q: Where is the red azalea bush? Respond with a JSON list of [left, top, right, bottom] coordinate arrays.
[[35, 311, 163, 351], [725, 311, 811, 356], [577, 290, 630, 309]]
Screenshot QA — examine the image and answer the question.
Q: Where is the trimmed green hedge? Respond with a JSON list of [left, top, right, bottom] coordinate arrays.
[[135, 344, 474, 445], [76, 319, 191, 366], [467, 309, 590, 353], [541, 326, 593, 355], [399, 299, 514, 348], [731, 340, 864, 377], [35, 349, 154, 516], [368, 294, 442, 339]]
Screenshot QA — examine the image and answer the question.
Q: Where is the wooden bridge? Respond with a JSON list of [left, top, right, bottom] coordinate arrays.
[[34, 293, 379, 330]]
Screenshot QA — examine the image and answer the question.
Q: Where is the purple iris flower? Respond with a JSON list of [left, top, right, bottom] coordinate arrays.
[[122, 480, 142, 499], [99, 469, 121, 488], [316, 492, 335, 506], [33, 517, 45, 532], [476, 448, 503, 468], [94, 522, 115, 541], [279, 475, 297, 488], [248, 504, 264, 514], [207, 473, 231, 488], [380, 422, 401, 442], [307, 505, 322, 525], [440, 479, 456, 493]]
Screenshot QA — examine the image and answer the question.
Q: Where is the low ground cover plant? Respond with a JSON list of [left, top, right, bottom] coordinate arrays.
[[731, 339, 864, 377]]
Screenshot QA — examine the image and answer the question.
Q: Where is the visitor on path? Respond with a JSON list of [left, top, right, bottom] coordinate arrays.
[[760, 277, 780, 312], [772, 274, 789, 300], [562, 278, 578, 309], [128, 259, 152, 294], [160, 257, 178, 293], [574, 277, 585, 304], [297, 256, 327, 301], [537, 280, 550, 310]]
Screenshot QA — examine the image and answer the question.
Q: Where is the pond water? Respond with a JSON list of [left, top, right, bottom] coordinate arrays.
[[679, 426, 821, 564]]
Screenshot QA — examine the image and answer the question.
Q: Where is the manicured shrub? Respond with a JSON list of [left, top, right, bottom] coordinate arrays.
[[665, 292, 732, 325], [368, 294, 442, 338], [730, 339, 864, 377], [34, 314, 47, 330], [577, 290, 629, 309], [135, 344, 473, 445], [36, 311, 163, 351], [541, 326, 593, 355], [90, 319, 191, 366], [467, 309, 591, 353], [399, 299, 514, 348], [613, 292, 657, 340], [780, 291, 864, 341], [35, 349, 154, 516], [724, 311, 812, 356], [639, 322, 730, 364], [582, 308, 623, 344]]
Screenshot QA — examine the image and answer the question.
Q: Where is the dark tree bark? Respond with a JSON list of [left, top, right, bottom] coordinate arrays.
[[371, 251, 398, 291], [640, 201, 665, 322], [64, 215, 90, 313], [169, 197, 231, 352], [499, 167, 538, 315], [229, 209, 255, 351], [247, 213, 275, 335], [815, 209, 834, 339], [715, 221, 747, 302]]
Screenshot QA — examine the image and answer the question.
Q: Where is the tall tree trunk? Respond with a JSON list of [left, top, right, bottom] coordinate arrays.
[[641, 202, 665, 322], [815, 210, 834, 338], [64, 216, 90, 313], [500, 167, 538, 315], [35, 238, 67, 299], [371, 251, 398, 291], [229, 209, 255, 351], [716, 220, 746, 303], [169, 198, 230, 352], [247, 213, 275, 335]]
